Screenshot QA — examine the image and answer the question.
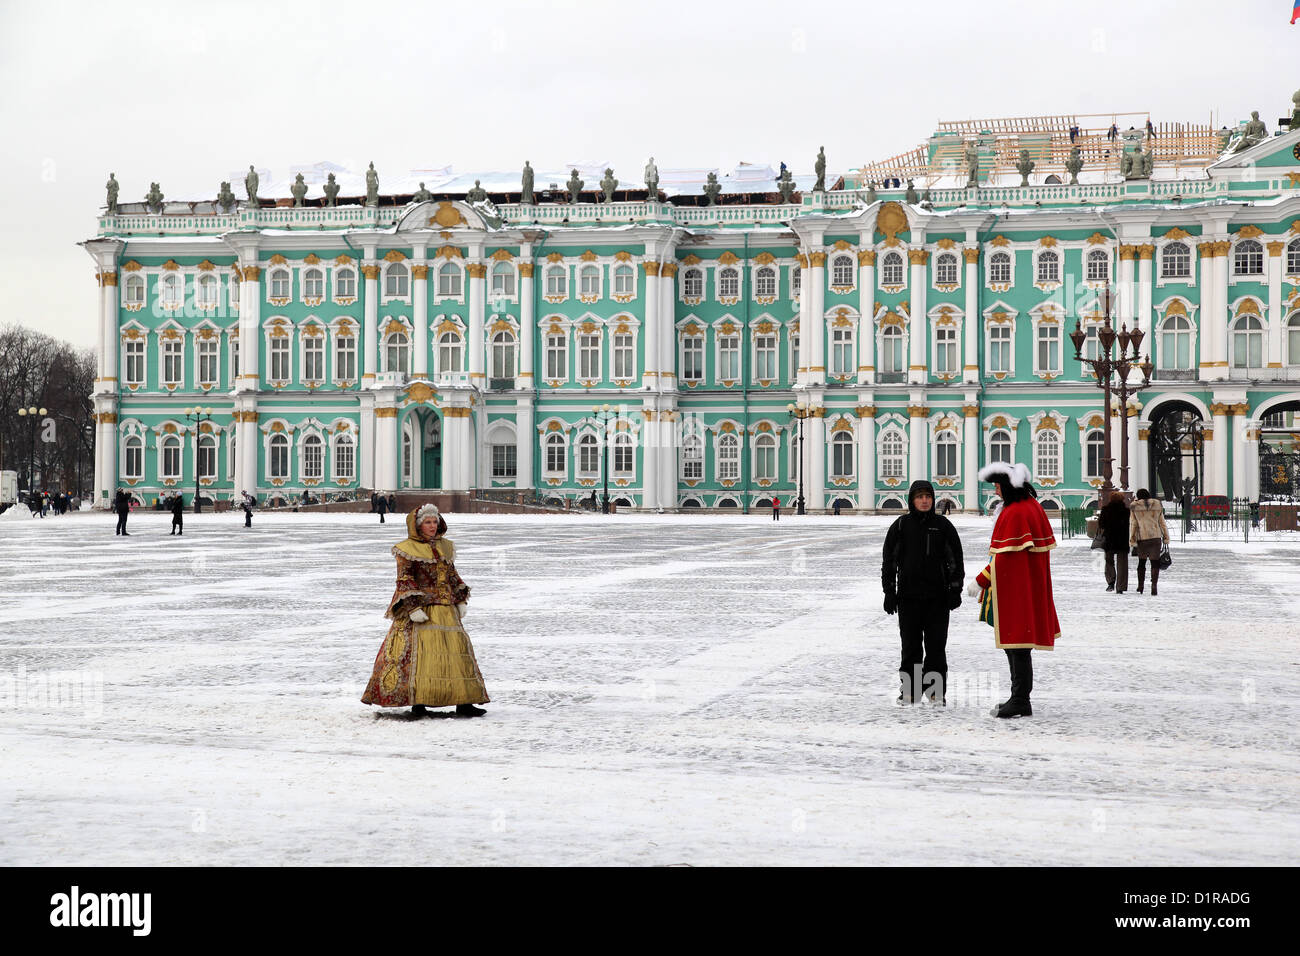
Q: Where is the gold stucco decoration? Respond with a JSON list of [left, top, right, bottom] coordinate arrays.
[[718, 251, 740, 265], [989, 235, 1011, 247], [875, 202, 908, 242], [383, 250, 407, 262], [579, 250, 599, 262], [431, 202, 466, 228]]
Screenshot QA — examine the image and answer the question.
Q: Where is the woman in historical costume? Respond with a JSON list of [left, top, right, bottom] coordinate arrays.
[[362, 503, 489, 718], [1128, 488, 1170, 596], [968, 462, 1061, 718]]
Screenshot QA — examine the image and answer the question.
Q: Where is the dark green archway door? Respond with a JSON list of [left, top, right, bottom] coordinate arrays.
[[421, 411, 442, 489]]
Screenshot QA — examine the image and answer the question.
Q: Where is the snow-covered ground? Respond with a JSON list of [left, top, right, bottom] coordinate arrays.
[[1, 508, 1297, 865]]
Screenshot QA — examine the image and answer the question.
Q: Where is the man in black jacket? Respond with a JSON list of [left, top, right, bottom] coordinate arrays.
[[882, 479, 964, 704]]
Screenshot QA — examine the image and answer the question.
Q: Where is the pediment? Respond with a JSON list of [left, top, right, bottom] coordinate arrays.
[[1210, 128, 1300, 172], [395, 199, 497, 233]]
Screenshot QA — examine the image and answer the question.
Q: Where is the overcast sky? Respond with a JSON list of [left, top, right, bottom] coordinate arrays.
[[0, 0, 1294, 350]]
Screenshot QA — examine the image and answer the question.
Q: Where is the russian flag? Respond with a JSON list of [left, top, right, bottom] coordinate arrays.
[[1294, 0, 1299, 23]]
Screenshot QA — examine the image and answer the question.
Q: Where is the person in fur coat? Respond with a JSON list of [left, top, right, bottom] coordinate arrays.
[[968, 462, 1061, 718], [1128, 488, 1170, 595]]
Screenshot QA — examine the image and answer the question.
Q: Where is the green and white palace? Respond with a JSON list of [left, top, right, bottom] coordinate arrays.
[[82, 91, 1300, 512]]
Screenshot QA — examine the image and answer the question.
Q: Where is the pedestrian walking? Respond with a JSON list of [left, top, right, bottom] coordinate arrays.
[[241, 491, 254, 528], [882, 479, 965, 705], [114, 489, 131, 535], [772, 495, 780, 521], [969, 463, 1060, 718], [1099, 491, 1129, 593], [362, 503, 489, 718], [170, 493, 184, 536], [1128, 488, 1170, 596], [376, 492, 388, 524]]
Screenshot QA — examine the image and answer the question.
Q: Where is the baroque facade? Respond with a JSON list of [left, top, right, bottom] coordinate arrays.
[[82, 98, 1300, 511]]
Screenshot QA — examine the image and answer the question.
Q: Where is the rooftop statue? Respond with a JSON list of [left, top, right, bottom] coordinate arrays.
[[1140, 147, 1154, 179], [145, 182, 164, 214], [105, 173, 119, 213], [863, 180, 877, 204], [412, 182, 432, 202], [600, 168, 618, 203], [291, 173, 307, 207], [323, 173, 339, 207], [703, 171, 721, 206], [245, 165, 260, 209], [777, 168, 797, 203], [965, 142, 980, 188], [365, 162, 379, 206], [1016, 149, 1035, 186], [1291, 90, 1300, 136], [566, 169, 584, 203], [466, 179, 488, 203], [1232, 111, 1267, 153], [904, 178, 918, 204], [217, 181, 236, 213], [644, 157, 659, 199], [919, 188, 933, 211], [814, 146, 827, 193], [1064, 146, 1084, 185], [521, 161, 535, 204]]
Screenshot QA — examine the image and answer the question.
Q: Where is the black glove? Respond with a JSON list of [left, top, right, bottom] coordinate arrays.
[[947, 588, 962, 611], [883, 593, 897, 616], [1131, 547, 1138, 557]]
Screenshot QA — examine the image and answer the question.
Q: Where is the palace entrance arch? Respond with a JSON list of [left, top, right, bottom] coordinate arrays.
[[400, 406, 442, 489], [1147, 400, 1204, 502]]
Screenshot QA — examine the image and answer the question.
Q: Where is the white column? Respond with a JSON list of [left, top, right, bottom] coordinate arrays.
[[858, 251, 875, 384], [1118, 247, 1136, 332], [659, 412, 676, 509], [1209, 401, 1229, 495], [1125, 407, 1140, 493], [375, 406, 398, 491], [412, 261, 429, 377], [907, 250, 928, 385], [857, 404, 876, 510], [658, 266, 676, 392], [963, 249, 979, 384], [908, 402, 928, 485], [359, 393, 376, 489], [468, 261, 486, 386], [641, 408, 658, 509], [1137, 246, 1154, 336], [442, 408, 472, 491], [362, 263, 379, 384], [516, 398, 534, 491], [239, 266, 262, 392], [98, 271, 119, 386], [1134, 425, 1150, 493], [963, 402, 979, 510], [518, 260, 536, 389], [97, 414, 117, 507], [642, 261, 659, 388], [796, 257, 811, 386], [1244, 422, 1261, 501], [240, 415, 258, 499], [807, 411, 826, 510], [1230, 407, 1247, 500], [1210, 246, 1230, 381], [808, 254, 826, 385], [1267, 242, 1284, 369]]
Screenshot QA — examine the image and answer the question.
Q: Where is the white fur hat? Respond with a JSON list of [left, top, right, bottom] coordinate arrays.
[[415, 503, 441, 524], [978, 461, 1032, 488]]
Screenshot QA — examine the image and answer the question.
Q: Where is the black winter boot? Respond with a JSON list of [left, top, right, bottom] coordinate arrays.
[[456, 703, 486, 717], [409, 704, 428, 717], [992, 699, 1033, 718]]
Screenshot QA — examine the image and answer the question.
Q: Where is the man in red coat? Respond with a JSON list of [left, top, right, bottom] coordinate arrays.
[[969, 462, 1061, 717]]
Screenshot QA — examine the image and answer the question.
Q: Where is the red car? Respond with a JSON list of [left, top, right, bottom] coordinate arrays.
[[1191, 495, 1230, 518]]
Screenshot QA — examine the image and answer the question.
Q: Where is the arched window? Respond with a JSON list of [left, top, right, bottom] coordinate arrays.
[[386, 332, 409, 373], [197, 434, 217, 480], [880, 430, 905, 480], [755, 433, 777, 481], [269, 434, 289, 480], [1036, 250, 1060, 283], [303, 268, 324, 300], [717, 433, 738, 480], [545, 265, 567, 297], [438, 331, 463, 373], [124, 274, 145, 307], [491, 330, 516, 379], [1162, 242, 1190, 279], [1288, 238, 1300, 277], [544, 433, 566, 475], [579, 265, 600, 297], [162, 435, 182, 479], [1158, 314, 1193, 369], [682, 434, 703, 479], [880, 325, 904, 374], [1233, 240, 1263, 276], [791, 266, 801, 298], [335, 267, 356, 299], [577, 434, 599, 476], [683, 268, 703, 298], [989, 429, 1012, 464], [613, 264, 635, 296], [881, 252, 904, 286], [491, 261, 515, 297], [1085, 429, 1105, 479], [989, 251, 1011, 284], [1287, 313, 1300, 366], [161, 274, 181, 307], [269, 269, 290, 299], [1035, 431, 1061, 481], [831, 255, 854, 287], [935, 253, 958, 285], [302, 434, 323, 480], [438, 263, 462, 297], [1231, 314, 1264, 368], [831, 431, 854, 477], [755, 266, 776, 298], [613, 433, 634, 476], [197, 274, 218, 307], [718, 267, 739, 299], [385, 262, 409, 297], [1086, 249, 1109, 282], [334, 434, 355, 481], [124, 435, 143, 479], [934, 431, 957, 479]]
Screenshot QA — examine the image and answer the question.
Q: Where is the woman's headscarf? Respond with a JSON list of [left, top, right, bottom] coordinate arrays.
[[395, 503, 448, 563]]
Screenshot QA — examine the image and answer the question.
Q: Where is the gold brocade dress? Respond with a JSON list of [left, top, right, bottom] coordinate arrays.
[[361, 518, 489, 709]]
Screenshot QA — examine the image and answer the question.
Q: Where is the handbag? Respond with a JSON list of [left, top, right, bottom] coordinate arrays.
[[1155, 546, 1172, 571], [1090, 528, 1107, 551]]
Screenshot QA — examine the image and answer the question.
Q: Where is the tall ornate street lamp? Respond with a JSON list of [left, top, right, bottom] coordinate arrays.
[[183, 406, 214, 513], [591, 403, 618, 514], [1070, 280, 1152, 500], [15, 405, 47, 493], [786, 400, 812, 515]]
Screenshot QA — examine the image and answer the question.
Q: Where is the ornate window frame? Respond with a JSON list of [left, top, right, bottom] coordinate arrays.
[[297, 420, 327, 486], [487, 314, 520, 381], [1029, 303, 1065, 381], [751, 252, 779, 304], [332, 255, 358, 305], [1229, 233, 1265, 281], [750, 422, 781, 485], [606, 313, 641, 387], [877, 247, 906, 293], [825, 305, 858, 383], [828, 416, 856, 484], [332, 428, 356, 483], [875, 309, 908, 379], [487, 250, 519, 306], [266, 257, 293, 306], [712, 315, 743, 387], [928, 410, 963, 487], [120, 419, 146, 482], [434, 251, 467, 305], [982, 412, 1021, 469], [680, 256, 705, 305], [715, 255, 742, 306], [1153, 297, 1198, 372], [263, 316, 295, 388], [193, 322, 222, 392], [156, 321, 186, 392], [984, 239, 1015, 292], [708, 419, 743, 486], [982, 301, 1018, 380], [1027, 409, 1068, 487], [1076, 411, 1107, 489], [298, 317, 328, 389], [1228, 297, 1266, 369], [876, 414, 908, 488], [380, 252, 411, 304], [573, 314, 605, 386], [379, 315, 414, 376], [828, 248, 857, 294], [678, 316, 707, 386], [331, 316, 359, 387], [928, 304, 963, 382], [1032, 238, 1064, 292], [542, 253, 569, 304], [750, 314, 781, 387]]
